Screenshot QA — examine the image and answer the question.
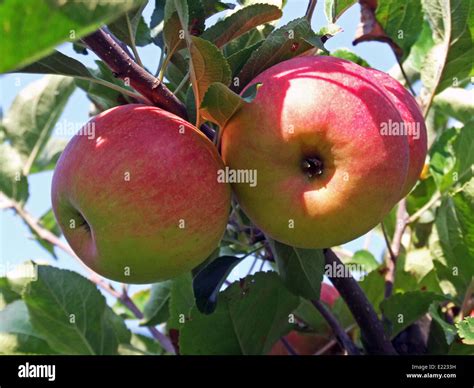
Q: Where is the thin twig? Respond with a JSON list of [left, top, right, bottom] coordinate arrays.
[[82, 28, 187, 119], [280, 337, 298, 355], [408, 191, 441, 224], [395, 54, 415, 96], [8, 200, 175, 354], [460, 277, 474, 320], [125, 13, 144, 68], [82, 28, 216, 140], [313, 324, 356, 355], [305, 0, 317, 22], [311, 299, 360, 355], [323, 249, 397, 354], [384, 199, 408, 298]]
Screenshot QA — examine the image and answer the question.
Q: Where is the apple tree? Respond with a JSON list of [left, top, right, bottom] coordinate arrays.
[[0, 0, 473, 356]]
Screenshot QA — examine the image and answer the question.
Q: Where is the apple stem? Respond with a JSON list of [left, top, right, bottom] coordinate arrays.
[[323, 249, 398, 355], [311, 299, 361, 355]]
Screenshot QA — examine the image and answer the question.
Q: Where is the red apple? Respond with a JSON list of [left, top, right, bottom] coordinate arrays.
[[366, 68, 427, 197], [222, 56, 409, 249], [51, 104, 230, 283]]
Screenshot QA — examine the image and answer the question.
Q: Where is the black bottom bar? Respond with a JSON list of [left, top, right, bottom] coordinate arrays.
[[0, 355, 471, 386]]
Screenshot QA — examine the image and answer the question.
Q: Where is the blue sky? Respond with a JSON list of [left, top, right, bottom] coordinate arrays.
[[0, 1, 392, 297]]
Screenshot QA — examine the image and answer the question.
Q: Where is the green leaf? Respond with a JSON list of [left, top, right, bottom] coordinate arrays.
[[180, 272, 299, 355], [0, 300, 57, 355], [30, 137, 68, 174], [0, 278, 21, 311], [421, 0, 474, 100], [16, 50, 93, 78], [28, 208, 62, 259], [141, 281, 173, 326], [200, 82, 245, 127], [324, 0, 356, 23], [403, 20, 435, 73], [23, 265, 130, 355], [223, 28, 266, 57], [377, 0, 423, 60], [17, 52, 136, 111], [0, 0, 145, 73], [188, 36, 232, 124], [381, 291, 446, 338], [76, 60, 135, 111], [226, 41, 264, 76], [270, 239, 325, 301], [345, 250, 379, 273], [108, 3, 151, 47], [428, 303, 457, 345], [456, 317, 474, 345], [168, 272, 195, 330], [233, 18, 325, 92], [293, 298, 329, 332], [330, 48, 371, 67], [434, 179, 474, 297], [406, 176, 437, 216], [0, 142, 29, 203], [429, 125, 474, 192], [434, 88, 474, 124], [119, 333, 165, 355], [201, 4, 282, 48], [2, 75, 75, 175], [201, 0, 235, 18], [150, 0, 166, 47], [193, 255, 242, 314], [353, 0, 423, 60]]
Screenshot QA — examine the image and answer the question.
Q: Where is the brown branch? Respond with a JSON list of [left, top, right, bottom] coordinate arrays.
[[82, 28, 216, 141], [305, 0, 318, 22], [384, 199, 409, 298], [279, 337, 298, 355], [82, 28, 187, 118], [7, 198, 175, 354], [324, 249, 397, 355], [311, 299, 360, 355]]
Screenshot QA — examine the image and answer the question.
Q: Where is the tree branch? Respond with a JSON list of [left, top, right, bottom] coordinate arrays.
[[324, 248, 397, 355], [305, 0, 317, 22], [384, 199, 409, 298], [311, 299, 360, 355], [280, 337, 298, 355], [7, 198, 175, 354], [82, 28, 216, 140], [82, 28, 187, 119]]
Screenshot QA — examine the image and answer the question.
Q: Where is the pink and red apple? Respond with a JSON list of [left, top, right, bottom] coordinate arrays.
[[222, 56, 423, 249], [51, 104, 230, 283]]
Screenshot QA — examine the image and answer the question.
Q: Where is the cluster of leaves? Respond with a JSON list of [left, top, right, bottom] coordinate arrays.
[[0, 0, 473, 355]]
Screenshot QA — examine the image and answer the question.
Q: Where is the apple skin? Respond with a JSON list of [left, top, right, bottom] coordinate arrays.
[[222, 56, 409, 249], [269, 283, 340, 355], [366, 68, 427, 198], [51, 104, 231, 284]]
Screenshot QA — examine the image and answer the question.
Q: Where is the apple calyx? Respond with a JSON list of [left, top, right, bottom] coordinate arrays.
[[301, 156, 324, 178]]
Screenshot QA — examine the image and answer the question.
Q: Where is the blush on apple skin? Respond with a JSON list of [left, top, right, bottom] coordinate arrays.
[[222, 55, 412, 249], [51, 104, 231, 284], [366, 68, 427, 198]]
